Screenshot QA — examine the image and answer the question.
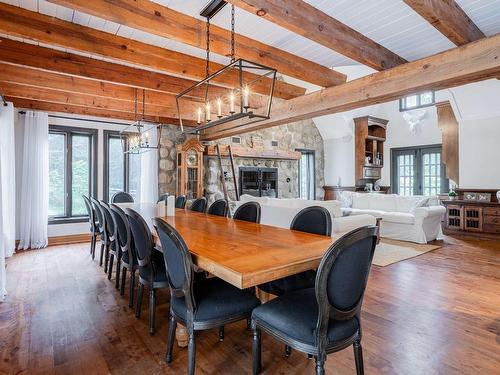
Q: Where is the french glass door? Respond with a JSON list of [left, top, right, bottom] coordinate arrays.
[[392, 145, 446, 196]]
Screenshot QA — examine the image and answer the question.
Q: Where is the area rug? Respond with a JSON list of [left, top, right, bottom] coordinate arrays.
[[373, 239, 441, 267]]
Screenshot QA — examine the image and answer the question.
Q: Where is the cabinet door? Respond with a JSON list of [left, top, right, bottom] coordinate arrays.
[[464, 206, 482, 232]]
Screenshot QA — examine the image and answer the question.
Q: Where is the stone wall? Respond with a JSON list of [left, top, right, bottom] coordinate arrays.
[[205, 119, 325, 204], [157, 120, 325, 203]]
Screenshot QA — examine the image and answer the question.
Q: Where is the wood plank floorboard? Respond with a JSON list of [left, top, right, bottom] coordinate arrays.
[[1, 235, 499, 374]]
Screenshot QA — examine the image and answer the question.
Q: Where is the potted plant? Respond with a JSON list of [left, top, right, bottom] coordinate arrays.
[[448, 190, 458, 201]]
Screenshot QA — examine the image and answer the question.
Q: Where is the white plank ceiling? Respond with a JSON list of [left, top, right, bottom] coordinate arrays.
[[2, 0, 500, 84]]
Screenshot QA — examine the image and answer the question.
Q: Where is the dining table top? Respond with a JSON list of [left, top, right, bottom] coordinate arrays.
[[119, 203, 336, 289]]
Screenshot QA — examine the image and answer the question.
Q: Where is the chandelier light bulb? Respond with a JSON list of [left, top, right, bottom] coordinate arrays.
[[229, 92, 235, 114], [217, 98, 222, 118], [206, 102, 211, 122], [243, 85, 250, 109], [197, 108, 202, 124]]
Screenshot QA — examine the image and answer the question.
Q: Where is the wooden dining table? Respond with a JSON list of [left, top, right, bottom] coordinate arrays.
[[120, 203, 336, 289], [118, 203, 337, 347]]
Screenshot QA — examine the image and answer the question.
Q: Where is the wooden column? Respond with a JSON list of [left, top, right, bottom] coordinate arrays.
[[436, 101, 459, 185]]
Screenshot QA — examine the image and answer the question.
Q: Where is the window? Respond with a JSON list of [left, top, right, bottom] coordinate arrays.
[[48, 126, 97, 222], [297, 149, 315, 200], [391, 145, 447, 196], [104, 131, 141, 202], [399, 91, 435, 111]]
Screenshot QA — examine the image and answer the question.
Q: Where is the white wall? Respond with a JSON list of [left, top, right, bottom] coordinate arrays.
[[14, 111, 132, 237]]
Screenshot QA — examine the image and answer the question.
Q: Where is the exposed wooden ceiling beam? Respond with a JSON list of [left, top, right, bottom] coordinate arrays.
[[404, 0, 485, 46], [226, 0, 407, 70], [201, 33, 500, 140], [9, 97, 181, 124], [0, 3, 305, 100], [48, 0, 346, 87], [0, 82, 196, 121]]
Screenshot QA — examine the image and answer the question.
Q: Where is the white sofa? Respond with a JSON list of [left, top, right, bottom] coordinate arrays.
[[232, 195, 376, 236], [338, 192, 445, 244]]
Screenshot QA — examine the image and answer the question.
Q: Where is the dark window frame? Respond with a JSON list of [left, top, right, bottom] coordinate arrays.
[[48, 125, 98, 224], [399, 91, 435, 112], [296, 148, 316, 200], [103, 130, 136, 203], [390, 144, 448, 196]]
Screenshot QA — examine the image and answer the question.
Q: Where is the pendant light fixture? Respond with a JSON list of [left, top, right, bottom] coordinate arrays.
[[176, 0, 276, 134], [120, 88, 162, 154]]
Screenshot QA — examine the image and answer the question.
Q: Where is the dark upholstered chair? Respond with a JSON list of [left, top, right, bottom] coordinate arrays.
[[125, 208, 169, 335], [153, 218, 260, 375], [175, 195, 187, 209], [233, 202, 261, 223], [251, 226, 378, 375], [189, 197, 207, 213], [100, 201, 120, 284], [111, 191, 134, 203], [207, 199, 229, 217], [259, 206, 332, 297], [82, 195, 98, 260], [157, 193, 169, 203], [90, 197, 108, 269], [110, 204, 139, 307]]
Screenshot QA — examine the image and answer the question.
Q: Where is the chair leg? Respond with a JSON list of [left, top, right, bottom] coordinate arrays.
[[353, 339, 364, 375], [218, 326, 224, 342], [284, 345, 292, 357], [252, 325, 262, 375], [104, 244, 110, 273], [166, 315, 177, 363], [315, 356, 325, 375], [99, 242, 105, 267], [120, 267, 127, 296], [107, 253, 114, 280], [129, 270, 136, 308], [187, 329, 196, 375], [135, 282, 144, 318], [115, 256, 121, 290], [149, 289, 156, 335], [90, 235, 96, 257]]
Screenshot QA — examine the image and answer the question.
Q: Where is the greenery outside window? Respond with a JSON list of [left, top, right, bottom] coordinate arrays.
[[48, 125, 97, 223], [399, 91, 435, 111], [103, 131, 141, 202]]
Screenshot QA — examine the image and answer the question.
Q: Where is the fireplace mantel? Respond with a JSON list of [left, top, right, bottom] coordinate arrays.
[[205, 145, 301, 160]]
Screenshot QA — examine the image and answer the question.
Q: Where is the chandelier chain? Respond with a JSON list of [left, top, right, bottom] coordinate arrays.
[[230, 4, 235, 62], [205, 17, 210, 78]]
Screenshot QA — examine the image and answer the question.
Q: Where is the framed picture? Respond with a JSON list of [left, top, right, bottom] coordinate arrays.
[[477, 193, 491, 202], [464, 192, 477, 201]]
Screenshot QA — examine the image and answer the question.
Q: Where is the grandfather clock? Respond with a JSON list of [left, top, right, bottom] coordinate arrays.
[[176, 138, 205, 199]]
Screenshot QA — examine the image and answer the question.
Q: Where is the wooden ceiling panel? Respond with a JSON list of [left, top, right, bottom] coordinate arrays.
[[0, 2, 305, 100], [226, 0, 407, 70], [47, 0, 347, 87]]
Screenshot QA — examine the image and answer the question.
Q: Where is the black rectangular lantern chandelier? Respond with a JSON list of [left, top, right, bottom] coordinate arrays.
[[176, 0, 276, 134]]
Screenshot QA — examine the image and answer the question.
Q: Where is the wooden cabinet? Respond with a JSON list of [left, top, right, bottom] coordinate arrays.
[[354, 116, 388, 187], [176, 138, 205, 200], [443, 200, 500, 235]]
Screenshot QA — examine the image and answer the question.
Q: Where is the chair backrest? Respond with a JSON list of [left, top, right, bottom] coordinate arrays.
[[82, 195, 95, 230], [314, 226, 378, 336], [110, 204, 136, 264], [125, 208, 154, 279], [157, 193, 169, 203], [175, 195, 187, 209], [290, 206, 332, 236], [99, 201, 116, 243], [111, 191, 134, 203], [233, 201, 261, 223], [153, 218, 196, 311], [189, 197, 207, 213], [207, 199, 228, 217], [90, 197, 106, 235]]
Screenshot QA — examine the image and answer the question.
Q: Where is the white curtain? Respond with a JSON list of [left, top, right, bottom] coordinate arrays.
[[18, 111, 49, 250], [0, 103, 16, 301], [138, 128, 159, 203]]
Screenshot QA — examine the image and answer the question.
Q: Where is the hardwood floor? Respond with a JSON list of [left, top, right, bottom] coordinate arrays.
[[1, 235, 499, 374]]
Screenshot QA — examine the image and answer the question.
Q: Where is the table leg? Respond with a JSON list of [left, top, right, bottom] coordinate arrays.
[[176, 325, 188, 347]]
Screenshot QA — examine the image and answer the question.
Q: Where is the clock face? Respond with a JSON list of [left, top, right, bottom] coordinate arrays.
[[186, 149, 198, 167]]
